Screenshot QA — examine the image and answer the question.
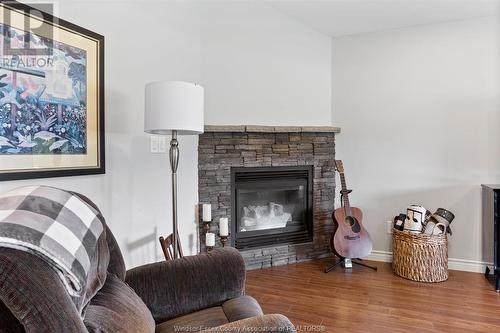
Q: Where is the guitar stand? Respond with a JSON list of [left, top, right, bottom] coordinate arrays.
[[324, 257, 378, 273]]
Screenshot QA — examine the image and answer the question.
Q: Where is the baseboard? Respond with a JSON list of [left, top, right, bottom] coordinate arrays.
[[447, 257, 492, 273], [365, 250, 392, 263], [365, 250, 492, 274]]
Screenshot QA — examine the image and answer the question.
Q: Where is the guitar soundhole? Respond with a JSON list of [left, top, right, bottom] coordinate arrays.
[[345, 216, 361, 233]]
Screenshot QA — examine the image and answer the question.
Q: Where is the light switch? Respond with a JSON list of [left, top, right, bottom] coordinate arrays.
[[158, 136, 167, 153], [150, 136, 159, 153]]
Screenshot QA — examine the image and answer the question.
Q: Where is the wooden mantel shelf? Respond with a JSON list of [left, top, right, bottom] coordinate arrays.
[[204, 125, 341, 134]]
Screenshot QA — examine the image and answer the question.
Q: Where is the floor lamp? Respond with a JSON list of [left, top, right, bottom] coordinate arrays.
[[144, 81, 204, 259]]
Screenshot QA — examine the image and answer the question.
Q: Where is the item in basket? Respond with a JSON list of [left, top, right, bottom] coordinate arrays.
[[423, 220, 444, 236], [411, 204, 432, 226], [423, 220, 434, 235], [423, 209, 432, 226], [404, 205, 428, 234], [393, 214, 406, 231], [423, 208, 455, 235]]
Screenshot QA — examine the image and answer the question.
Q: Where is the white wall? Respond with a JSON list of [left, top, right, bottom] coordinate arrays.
[[332, 16, 500, 262], [2, 1, 333, 268], [2, 0, 203, 267], [200, 2, 332, 126]]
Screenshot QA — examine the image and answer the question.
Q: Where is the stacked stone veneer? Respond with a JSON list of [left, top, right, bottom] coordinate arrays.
[[198, 125, 338, 270]]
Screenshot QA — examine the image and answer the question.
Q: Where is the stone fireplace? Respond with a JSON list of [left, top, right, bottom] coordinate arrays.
[[198, 125, 339, 269]]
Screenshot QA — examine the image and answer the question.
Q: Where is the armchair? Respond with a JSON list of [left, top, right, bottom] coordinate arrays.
[[0, 185, 295, 333], [126, 248, 295, 332], [0, 188, 295, 332]]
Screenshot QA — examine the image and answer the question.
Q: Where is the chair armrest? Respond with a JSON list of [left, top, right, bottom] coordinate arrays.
[[201, 314, 296, 332], [125, 248, 246, 323], [0, 249, 88, 333]]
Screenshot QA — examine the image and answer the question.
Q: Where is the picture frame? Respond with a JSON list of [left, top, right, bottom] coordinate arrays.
[[0, 0, 104, 181]]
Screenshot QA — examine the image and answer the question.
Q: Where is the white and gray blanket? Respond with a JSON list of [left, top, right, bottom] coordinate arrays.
[[0, 185, 104, 312]]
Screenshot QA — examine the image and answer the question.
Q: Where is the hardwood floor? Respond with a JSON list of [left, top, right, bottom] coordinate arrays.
[[245, 258, 500, 333]]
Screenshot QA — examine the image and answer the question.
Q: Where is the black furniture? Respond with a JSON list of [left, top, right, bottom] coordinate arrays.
[[481, 184, 500, 291]]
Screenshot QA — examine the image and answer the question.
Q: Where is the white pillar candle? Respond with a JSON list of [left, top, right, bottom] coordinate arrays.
[[202, 204, 212, 222], [206, 232, 216, 247], [219, 217, 229, 236]]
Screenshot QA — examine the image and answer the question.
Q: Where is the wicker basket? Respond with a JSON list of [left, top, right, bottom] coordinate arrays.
[[392, 229, 448, 282]]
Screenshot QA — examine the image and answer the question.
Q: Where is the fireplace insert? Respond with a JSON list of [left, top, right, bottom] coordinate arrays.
[[231, 166, 313, 249]]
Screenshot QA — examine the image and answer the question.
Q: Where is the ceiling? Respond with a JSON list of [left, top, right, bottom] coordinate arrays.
[[268, 0, 500, 37]]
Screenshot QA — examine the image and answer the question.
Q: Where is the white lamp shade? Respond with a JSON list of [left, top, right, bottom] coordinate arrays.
[[144, 81, 204, 135]]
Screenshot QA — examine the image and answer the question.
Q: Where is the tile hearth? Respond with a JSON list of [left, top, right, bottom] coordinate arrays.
[[198, 125, 338, 269]]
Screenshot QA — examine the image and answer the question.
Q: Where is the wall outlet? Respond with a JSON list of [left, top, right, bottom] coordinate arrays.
[[386, 220, 393, 234], [150, 136, 159, 153]]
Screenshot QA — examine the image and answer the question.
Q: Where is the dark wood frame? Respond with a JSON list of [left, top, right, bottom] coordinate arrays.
[[159, 233, 184, 261], [0, 0, 105, 181]]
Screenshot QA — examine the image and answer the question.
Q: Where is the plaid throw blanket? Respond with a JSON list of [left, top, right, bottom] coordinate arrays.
[[0, 185, 105, 312]]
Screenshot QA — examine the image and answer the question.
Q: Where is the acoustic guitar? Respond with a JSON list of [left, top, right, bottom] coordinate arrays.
[[330, 160, 373, 259]]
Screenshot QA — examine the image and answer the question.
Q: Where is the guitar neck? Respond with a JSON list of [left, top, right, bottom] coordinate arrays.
[[339, 173, 353, 216]]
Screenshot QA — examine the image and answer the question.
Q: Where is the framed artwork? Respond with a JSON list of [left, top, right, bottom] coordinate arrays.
[[0, 0, 104, 181]]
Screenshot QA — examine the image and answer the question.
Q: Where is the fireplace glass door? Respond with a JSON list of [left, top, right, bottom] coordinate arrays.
[[237, 180, 306, 234], [231, 166, 313, 249]]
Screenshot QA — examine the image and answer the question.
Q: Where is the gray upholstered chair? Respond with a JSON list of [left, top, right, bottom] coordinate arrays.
[[0, 194, 295, 333]]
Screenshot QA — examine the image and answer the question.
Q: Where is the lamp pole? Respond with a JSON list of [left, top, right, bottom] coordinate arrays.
[[145, 81, 204, 260], [169, 130, 179, 259]]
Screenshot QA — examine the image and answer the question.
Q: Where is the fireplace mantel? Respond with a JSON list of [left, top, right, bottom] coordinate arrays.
[[204, 125, 341, 134]]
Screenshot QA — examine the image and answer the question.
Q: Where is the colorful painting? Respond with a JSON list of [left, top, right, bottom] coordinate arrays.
[[0, 23, 87, 155], [0, 1, 104, 181]]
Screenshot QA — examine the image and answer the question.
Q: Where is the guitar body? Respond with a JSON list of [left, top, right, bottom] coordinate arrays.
[[331, 207, 373, 259]]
